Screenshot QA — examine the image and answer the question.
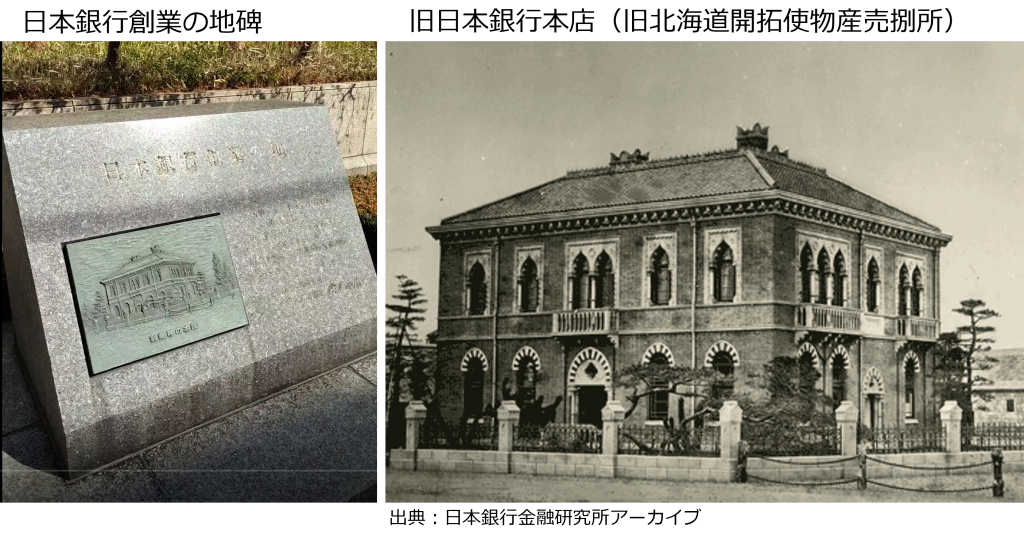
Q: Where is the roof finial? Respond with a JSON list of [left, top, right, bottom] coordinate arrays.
[[736, 123, 769, 151]]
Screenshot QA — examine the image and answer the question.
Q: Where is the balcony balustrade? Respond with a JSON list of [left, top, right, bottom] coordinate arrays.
[[553, 309, 615, 335], [794, 304, 862, 333]]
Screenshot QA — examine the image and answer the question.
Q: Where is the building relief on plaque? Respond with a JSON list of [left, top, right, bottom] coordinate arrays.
[[65, 214, 248, 375]]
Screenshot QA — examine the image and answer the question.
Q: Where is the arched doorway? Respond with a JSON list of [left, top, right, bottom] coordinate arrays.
[[863, 366, 885, 429], [568, 347, 612, 426]]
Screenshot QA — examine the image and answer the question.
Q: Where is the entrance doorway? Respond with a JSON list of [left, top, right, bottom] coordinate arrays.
[[577, 386, 607, 427]]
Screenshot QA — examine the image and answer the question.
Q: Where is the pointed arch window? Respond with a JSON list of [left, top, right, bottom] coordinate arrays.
[[817, 248, 832, 305], [866, 258, 880, 313], [832, 252, 847, 307], [712, 242, 735, 302], [467, 262, 488, 316], [898, 265, 910, 316], [650, 247, 671, 306], [569, 254, 589, 310], [911, 267, 923, 317], [518, 257, 539, 313], [800, 244, 815, 303], [647, 352, 671, 421], [593, 251, 615, 308]]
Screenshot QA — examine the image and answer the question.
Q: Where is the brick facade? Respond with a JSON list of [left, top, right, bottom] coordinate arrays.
[[428, 125, 951, 431]]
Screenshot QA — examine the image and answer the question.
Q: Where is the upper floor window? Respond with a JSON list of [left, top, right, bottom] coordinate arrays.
[[467, 262, 488, 315], [650, 247, 672, 306], [816, 248, 831, 305], [832, 251, 847, 307], [800, 244, 815, 303], [712, 242, 735, 302], [593, 252, 615, 308], [569, 253, 590, 310], [898, 265, 910, 316], [518, 257, 539, 313], [866, 258, 880, 313], [911, 267, 923, 317]]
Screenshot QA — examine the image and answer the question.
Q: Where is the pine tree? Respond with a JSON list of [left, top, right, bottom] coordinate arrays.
[[91, 291, 105, 326], [385, 275, 428, 449], [937, 299, 1000, 426], [212, 254, 224, 286]]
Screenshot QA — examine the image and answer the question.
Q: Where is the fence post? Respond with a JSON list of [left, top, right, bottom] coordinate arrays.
[[720, 401, 742, 482], [835, 401, 859, 456], [737, 440, 748, 483], [405, 401, 428, 451], [497, 402, 520, 453], [601, 401, 625, 456], [857, 442, 868, 490], [939, 400, 962, 453], [992, 448, 1004, 498]]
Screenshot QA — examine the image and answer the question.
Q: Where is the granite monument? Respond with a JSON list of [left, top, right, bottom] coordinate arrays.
[[2, 101, 376, 476]]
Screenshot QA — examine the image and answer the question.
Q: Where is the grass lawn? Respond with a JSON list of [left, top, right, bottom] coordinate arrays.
[[2, 41, 376, 101]]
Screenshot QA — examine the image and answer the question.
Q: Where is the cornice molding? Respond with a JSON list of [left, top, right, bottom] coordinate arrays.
[[428, 192, 951, 249]]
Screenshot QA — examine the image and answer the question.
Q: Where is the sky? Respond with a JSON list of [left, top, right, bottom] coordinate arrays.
[[386, 42, 1024, 349]]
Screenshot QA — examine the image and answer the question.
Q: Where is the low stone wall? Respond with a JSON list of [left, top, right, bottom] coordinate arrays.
[[747, 450, 1022, 482], [390, 449, 735, 482], [1, 81, 377, 176]]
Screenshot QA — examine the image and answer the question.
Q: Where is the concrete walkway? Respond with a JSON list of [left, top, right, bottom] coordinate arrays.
[[2, 321, 377, 502]]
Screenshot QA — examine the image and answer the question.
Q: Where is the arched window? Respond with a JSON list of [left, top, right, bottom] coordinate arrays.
[[517, 359, 537, 407], [799, 244, 815, 303], [155, 269, 162, 282], [513, 347, 541, 408], [711, 351, 735, 399], [817, 248, 832, 305], [832, 352, 848, 406], [518, 258, 539, 313], [911, 267, 923, 317], [569, 253, 589, 310], [462, 349, 488, 417], [798, 347, 819, 394], [898, 265, 910, 316], [650, 247, 671, 306], [647, 352, 671, 421], [593, 252, 615, 308], [712, 242, 735, 302], [904, 355, 918, 419], [467, 262, 488, 316], [866, 258, 880, 313], [832, 252, 846, 307]]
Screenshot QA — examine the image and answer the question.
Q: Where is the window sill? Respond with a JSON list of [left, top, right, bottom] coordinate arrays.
[[904, 418, 918, 424], [645, 420, 667, 426]]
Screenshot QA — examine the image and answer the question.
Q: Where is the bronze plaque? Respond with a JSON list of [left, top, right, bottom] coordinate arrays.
[[64, 214, 248, 375]]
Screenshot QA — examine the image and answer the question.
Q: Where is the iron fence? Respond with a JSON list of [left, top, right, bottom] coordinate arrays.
[[962, 423, 1024, 451], [865, 424, 944, 454], [513, 423, 602, 454], [743, 423, 841, 457], [618, 424, 720, 456], [418, 418, 498, 450]]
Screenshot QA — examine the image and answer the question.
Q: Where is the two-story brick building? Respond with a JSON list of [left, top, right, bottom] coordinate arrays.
[[426, 124, 952, 431]]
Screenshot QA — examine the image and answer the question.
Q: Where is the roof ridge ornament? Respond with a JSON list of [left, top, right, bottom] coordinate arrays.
[[609, 148, 650, 167], [736, 123, 769, 151]]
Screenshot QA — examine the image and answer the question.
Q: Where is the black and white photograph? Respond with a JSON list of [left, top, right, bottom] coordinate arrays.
[[385, 42, 1023, 502]]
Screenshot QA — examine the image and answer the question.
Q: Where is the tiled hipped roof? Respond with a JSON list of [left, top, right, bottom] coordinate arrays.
[[441, 146, 941, 234]]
